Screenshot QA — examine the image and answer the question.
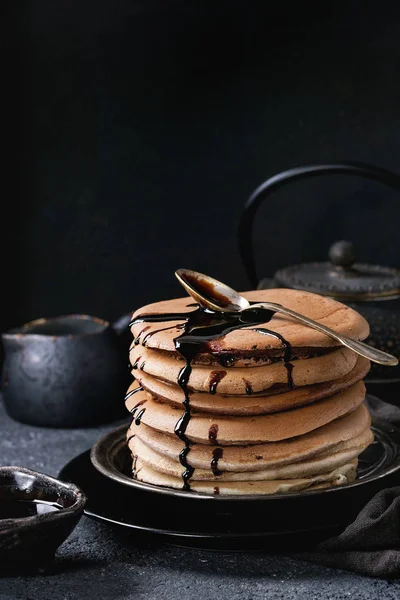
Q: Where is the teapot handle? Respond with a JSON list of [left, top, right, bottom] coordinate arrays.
[[237, 161, 400, 288]]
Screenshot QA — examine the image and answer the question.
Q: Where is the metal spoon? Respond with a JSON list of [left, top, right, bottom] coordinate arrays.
[[175, 268, 399, 367]]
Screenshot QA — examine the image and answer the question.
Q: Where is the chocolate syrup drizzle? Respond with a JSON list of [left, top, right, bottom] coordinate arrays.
[[142, 325, 178, 347], [243, 379, 253, 395], [132, 355, 142, 370], [128, 399, 146, 416], [134, 408, 146, 426], [208, 424, 219, 444], [125, 386, 143, 401], [211, 447, 223, 476], [209, 371, 227, 395], [129, 303, 292, 490], [252, 328, 294, 389], [133, 326, 151, 345]]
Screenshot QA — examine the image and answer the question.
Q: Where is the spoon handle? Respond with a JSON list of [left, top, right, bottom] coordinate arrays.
[[250, 302, 399, 367]]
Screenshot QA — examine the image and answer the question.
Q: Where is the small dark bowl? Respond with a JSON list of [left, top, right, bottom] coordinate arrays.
[[0, 466, 86, 572]]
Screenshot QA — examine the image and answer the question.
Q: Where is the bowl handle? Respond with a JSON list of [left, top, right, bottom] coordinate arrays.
[[237, 161, 400, 288]]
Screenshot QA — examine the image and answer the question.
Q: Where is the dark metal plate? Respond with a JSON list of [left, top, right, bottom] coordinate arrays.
[[59, 407, 400, 550]]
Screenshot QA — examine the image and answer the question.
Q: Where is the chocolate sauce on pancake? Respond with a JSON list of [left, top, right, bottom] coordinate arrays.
[[130, 303, 291, 490], [135, 408, 146, 426], [125, 386, 143, 401], [218, 354, 236, 367], [128, 399, 146, 416], [208, 424, 219, 444], [211, 447, 223, 476], [209, 370, 227, 394], [142, 326, 178, 347], [132, 355, 141, 370], [134, 326, 151, 345], [243, 379, 253, 395], [253, 328, 294, 389]]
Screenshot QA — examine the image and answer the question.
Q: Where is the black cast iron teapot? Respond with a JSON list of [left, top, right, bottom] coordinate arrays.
[[238, 161, 400, 401]]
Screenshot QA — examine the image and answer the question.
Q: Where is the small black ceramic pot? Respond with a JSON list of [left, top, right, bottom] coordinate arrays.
[[1, 314, 131, 427], [0, 466, 86, 572]]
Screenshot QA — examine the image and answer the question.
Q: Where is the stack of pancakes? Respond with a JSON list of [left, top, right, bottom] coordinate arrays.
[[125, 289, 374, 495]]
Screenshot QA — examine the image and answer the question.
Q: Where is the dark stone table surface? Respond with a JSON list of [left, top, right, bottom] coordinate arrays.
[[1, 398, 400, 600]]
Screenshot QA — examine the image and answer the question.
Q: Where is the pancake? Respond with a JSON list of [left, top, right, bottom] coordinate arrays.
[[133, 460, 358, 495], [130, 435, 369, 481], [130, 404, 372, 471], [130, 356, 370, 415], [131, 381, 366, 445], [126, 287, 373, 495], [130, 345, 358, 395], [130, 288, 369, 365]]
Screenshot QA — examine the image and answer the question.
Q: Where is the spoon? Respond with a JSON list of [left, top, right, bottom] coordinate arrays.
[[175, 268, 399, 367]]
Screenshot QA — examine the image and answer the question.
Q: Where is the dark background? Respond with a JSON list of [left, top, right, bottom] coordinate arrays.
[[3, 1, 400, 334]]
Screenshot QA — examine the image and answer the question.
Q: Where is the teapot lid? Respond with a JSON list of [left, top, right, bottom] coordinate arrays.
[[274, 241, 400, 301]]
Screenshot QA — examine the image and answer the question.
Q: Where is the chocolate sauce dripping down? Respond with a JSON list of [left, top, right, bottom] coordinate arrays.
[[173, 361, 195, 490], [135, 408, 146, 425], [243, 379, 253, 395], [208, 424, 219, 444], [285, 362, 294, 389], [214, 486, 220, 495], [132, 454, 138, 476], [125, 386, 143, 401], [130, 313, 190, 327], [129, 399, 146, 416], [134, 326, 151, 345], [209, 371, 227, 395], [252, 328, 294, 389], [142, 325, 179, 347], [132, 355, 141, 370], [211, 447, 223, 476], [131, 304, 284, 490], [218, 354, 236, 367]]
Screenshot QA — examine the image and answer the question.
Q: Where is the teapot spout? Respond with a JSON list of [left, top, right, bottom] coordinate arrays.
[[111, 313, 133, 336]]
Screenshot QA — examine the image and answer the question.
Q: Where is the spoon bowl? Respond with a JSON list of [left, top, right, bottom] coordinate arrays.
[[174, 269, 399, 368], [175, 269, 249, 312]]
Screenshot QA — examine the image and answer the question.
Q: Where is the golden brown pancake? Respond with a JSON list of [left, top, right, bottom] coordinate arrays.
[[133, 460, 358, 495], [130, 289, 369, 365], [130, 381, 366, 445], [129, 356, 370, 415], [129, 404, 372, 471], [130, 435, 369, 481], [130, 345, 358, 395], [126, 288, 373, 495]]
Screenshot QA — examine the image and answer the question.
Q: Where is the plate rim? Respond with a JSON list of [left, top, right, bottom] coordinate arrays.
[[89, 414, 400, 502], [59, 450, 345, 539]]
